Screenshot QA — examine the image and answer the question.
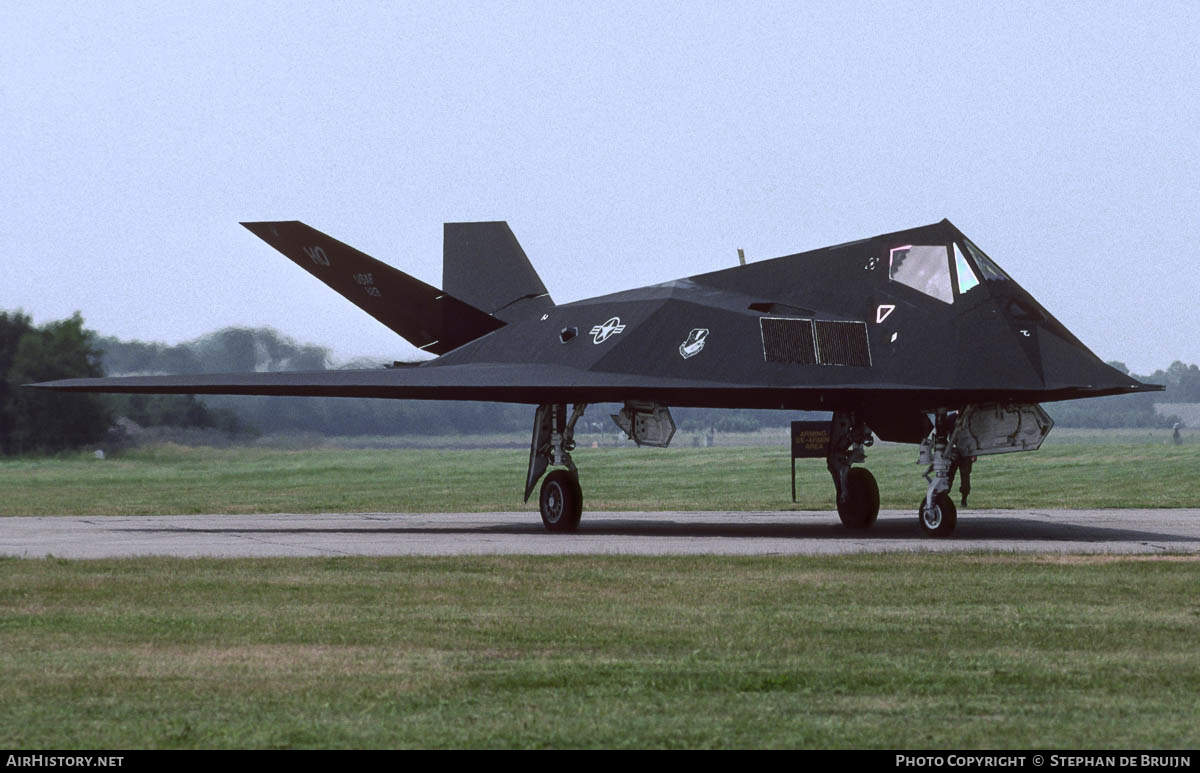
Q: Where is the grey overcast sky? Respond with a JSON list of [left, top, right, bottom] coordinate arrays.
[[2, 1, 1197, 374]]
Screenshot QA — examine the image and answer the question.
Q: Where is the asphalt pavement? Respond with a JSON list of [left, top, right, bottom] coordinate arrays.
[[2, 509, 1198, 558]]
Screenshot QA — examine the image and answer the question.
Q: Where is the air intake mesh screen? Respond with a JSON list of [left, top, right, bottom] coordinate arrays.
[[759, 318, 871, 367], [814, 320, 871, 366], [760, 318, 816, 364]]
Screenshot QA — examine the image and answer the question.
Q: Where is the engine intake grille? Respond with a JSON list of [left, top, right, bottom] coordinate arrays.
[[814, 320, 871, 366], [760, 317, 871, 367], [760, 318, 816, 364]]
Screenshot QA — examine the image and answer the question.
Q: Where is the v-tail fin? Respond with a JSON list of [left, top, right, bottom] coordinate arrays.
[[443, 222, 553, 322], [241, 221, 504, 355]]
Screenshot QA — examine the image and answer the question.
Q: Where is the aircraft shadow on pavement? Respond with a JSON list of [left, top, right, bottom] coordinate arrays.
[[119, 515, 1195, 544]]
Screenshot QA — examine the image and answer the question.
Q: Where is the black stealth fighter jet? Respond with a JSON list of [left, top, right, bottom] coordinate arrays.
[[34, 219, 1161, 536]]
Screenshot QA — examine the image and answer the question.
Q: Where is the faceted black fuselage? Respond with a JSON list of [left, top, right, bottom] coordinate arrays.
[[34, 219, 1157, 432]]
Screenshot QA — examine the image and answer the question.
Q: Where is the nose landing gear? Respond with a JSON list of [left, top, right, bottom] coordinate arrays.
[[919, 492, 958, 537], [917, 409, 961, 537]]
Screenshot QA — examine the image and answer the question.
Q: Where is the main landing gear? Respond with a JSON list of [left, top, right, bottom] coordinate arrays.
[[827, 410, 879, 530], [539, 469, 582, 532], [525, 403, 587, 532], [520, 401, 1030, 539], [525, 401, 676, 532]]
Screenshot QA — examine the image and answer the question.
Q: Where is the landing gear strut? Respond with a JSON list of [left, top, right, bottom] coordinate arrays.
[[827, 410, 879, 529], [917, 409, 958, 537], [525, 403, 587, 532]]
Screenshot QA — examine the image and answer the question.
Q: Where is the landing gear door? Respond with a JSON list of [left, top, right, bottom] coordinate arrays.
[[524, 404, 553, 502], [611, 401, 676, 448], [955, 403, 1053, 456]]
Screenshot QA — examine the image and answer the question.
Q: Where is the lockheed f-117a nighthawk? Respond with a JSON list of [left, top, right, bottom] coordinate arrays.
[[34, 218, 1161, 536]]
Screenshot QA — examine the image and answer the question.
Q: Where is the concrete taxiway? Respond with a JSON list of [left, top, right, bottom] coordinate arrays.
[[2, 510, 1198, 558]]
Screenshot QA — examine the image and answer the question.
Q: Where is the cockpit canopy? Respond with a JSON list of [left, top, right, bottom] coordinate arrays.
[[888, 237, 1009, 304]]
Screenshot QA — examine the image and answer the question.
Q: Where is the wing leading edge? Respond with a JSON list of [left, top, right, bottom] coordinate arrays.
[[30, 365, 1158, 410]]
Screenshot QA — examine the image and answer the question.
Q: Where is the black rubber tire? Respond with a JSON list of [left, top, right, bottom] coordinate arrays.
[[918, 492, 958, 538], [837, 467, 880, 529], [539, 470, 582, 532]]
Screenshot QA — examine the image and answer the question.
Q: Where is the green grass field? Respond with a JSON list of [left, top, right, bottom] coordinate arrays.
[[2, 434, 1197, 748], [1, 554, 1197, 749], [1, 433, 1197, 515]]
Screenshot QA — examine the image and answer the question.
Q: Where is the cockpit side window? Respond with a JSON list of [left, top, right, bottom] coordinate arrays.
[[953, 242, 981, 295], [889, 244, 954, 304], [961, 237, 1009, 281]]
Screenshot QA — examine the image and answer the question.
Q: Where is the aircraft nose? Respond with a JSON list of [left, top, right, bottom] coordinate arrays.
[[1031, 322, 1146, 394], [985, 290, 1131, 393]]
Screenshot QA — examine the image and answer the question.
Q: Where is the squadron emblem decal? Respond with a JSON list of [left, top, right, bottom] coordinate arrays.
[[590, 317, 626, 344], [679, 328, 709, 359]]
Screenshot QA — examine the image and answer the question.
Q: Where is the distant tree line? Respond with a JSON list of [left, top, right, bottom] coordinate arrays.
[[98, 327, 331, 376], [1, 309, 1196, 454], [98, 327, 532, 437], [1, 312, 252, 453], [1, 311, 111, 453], [1044, 361, 1196, 429]]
